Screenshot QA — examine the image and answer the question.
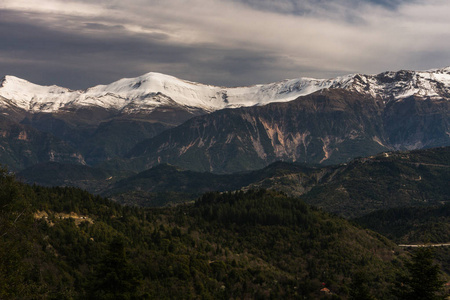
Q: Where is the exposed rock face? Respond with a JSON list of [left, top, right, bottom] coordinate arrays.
[[1, 68, 449, 172], [383, 96, 449, 149], [120, 88, 449, 173], [124, 89, 435, 173]]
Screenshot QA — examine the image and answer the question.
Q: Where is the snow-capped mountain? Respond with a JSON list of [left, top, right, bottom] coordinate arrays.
[[346, 67, 450, 101], [1, 67, 449, 173], [1, 67, 449, 114], [0, 72, 349, 113]]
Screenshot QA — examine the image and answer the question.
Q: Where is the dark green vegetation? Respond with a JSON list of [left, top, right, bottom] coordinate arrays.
[[355, 204, 450, 276], [236, 146, 449, 219], [2, 74, 449, 298], [393, 248, 448, 300], [17, 160, 318, 205], [17, 162, 134, 194], [3, 167, 436, 299], [301, 146, 450, 218], [18, 160, 324, 206], [103, 162, 322, 206], [356, 204, 450, 245], [19, 146, 449, 221]]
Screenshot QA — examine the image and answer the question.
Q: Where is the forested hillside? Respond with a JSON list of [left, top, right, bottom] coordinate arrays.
[[18, 147, 449, 220], [355, 204, 450, 275], [0, 167, 421, 299]]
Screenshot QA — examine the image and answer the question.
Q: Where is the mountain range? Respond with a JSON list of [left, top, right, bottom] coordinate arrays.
[[2, 67, 449, 299], [1, 67, 449, 173], [2, 67, 450, 114]]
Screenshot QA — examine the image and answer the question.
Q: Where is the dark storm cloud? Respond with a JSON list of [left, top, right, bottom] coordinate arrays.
[[0, 10, 191, 88], [232, 0, 417, 16], [0, 9, 293, 89], [366, 0, 416, 8], [83, 22, 125, 31], [0, 0, 449, 89]]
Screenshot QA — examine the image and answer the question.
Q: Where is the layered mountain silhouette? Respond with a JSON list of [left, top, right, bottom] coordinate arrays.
[[1, 67, 449, 172]]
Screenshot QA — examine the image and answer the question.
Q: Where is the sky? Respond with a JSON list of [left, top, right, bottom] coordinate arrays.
[[1, 0, 450, 90]]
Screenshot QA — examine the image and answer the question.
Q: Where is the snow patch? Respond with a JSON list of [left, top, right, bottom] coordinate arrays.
[[1, 67, 449, 114]]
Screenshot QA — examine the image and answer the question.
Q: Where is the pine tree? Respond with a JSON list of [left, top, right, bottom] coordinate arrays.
[[349, 270, 375, 300], [87, 237, 141, 299], [395, 248, 447, 300]]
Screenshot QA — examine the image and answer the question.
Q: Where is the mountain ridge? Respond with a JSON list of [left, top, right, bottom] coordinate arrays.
[[2, 67, 450, 115], [117, 88, 449, 173], [1, 67, 449, 172], [18, 146, 450, 219]]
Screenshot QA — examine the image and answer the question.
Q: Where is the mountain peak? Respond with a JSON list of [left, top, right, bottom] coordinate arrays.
[[1, 67, 449, 114], [1, 75, 29, 87], [428, 66, 450, 73]]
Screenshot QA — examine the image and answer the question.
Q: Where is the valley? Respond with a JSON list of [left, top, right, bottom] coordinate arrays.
[[1, 67, 449, 299], [17, 146, 450, 219]]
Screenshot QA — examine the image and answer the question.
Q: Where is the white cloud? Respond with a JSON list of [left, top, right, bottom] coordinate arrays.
[[1, 0, 450, 87], [1, 0, 106, 17]]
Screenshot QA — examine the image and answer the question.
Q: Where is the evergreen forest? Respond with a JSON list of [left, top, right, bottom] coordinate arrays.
[[1, 165, 448, 299]]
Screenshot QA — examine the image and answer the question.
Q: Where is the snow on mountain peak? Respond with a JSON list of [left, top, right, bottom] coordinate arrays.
[[1, 68, 449, 114], [0, 75, 81, 112], [338, 68, 450, 100], [426, 66, 450, 74]]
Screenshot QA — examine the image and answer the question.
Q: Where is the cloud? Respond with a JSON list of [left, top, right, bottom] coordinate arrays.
[[231, 0, 416, 17], [0, 0, 449, 89]]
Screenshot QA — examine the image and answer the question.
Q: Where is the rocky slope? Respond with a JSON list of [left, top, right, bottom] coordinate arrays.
[[1, 67, 449, 171], [0, 116, 84, 170], [119, 89, 449, 173]]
